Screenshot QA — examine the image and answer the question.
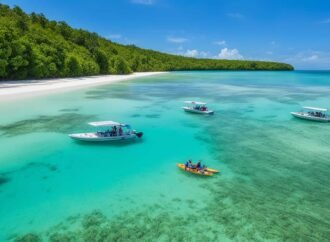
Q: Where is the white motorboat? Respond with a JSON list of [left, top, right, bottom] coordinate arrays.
[[182, 101, 214, 115], [291, 106, 330, 122], [69, 120, 143, 142]]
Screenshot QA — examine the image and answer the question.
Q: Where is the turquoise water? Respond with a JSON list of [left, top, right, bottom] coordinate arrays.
[[0, 71, 329, 241]]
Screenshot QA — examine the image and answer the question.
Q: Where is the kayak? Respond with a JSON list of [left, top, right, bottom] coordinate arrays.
[[177, 163, 219, 173], [176, 163, 214, 176], [205, 167, 219, 173]]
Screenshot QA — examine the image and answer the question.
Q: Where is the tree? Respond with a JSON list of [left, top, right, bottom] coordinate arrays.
[[112, 56, 132, 74], [65, 56, 82, 76], [16, 19, 28, 32], [57, 21, 71, 39], [94, 49, 109, 74], [0, 60, 8, 77]]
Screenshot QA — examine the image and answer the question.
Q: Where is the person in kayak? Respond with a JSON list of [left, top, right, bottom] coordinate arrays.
[[196, 160, 202, 170], [185, 160, 193, 170], [184, 161, 189, 170]]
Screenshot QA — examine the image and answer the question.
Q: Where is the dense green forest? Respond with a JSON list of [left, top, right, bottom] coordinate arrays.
[[0, 4, 293, 80]]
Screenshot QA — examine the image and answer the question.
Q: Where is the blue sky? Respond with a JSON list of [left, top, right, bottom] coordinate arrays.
[[2, 0, 330, 69]]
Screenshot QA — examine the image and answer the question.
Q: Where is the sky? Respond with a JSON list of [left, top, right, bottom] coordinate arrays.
[[2, 0, 330, 69]]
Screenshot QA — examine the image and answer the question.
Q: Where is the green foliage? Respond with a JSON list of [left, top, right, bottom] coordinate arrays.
[[93, 49, 109, 74], [0, 4, 294, 80], [65, 56, 81, 76], [111, 56, 132, 74]]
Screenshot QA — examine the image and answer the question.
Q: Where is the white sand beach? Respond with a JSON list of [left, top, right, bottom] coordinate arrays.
[[0, 72, 166, 101]]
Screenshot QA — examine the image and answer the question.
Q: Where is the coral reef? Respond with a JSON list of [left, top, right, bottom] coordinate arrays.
[[0, 113, 95, 137]]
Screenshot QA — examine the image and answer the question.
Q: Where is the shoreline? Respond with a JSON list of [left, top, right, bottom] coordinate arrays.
[[0, 72, 167, 102]]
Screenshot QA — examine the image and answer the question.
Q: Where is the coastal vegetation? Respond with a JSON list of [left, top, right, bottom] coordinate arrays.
[[0, 4, 293, 81]]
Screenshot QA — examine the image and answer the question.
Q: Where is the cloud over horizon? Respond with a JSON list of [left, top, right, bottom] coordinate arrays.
[[282, 50, 330, 69], [217, 48, 244, 60], [183, 49, 208, 58]]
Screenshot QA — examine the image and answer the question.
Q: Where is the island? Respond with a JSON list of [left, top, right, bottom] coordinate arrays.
[[0, 4, 293, 81]]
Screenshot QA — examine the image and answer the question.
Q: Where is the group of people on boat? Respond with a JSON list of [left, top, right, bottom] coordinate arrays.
[[184, 160, 206, 172], [194, 105, 207, 111], [308, 111, 326, 118], [97, 126, 124, 137]]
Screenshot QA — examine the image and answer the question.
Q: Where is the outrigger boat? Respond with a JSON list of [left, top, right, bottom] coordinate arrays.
[[69, 121, 143, 142], [291, 107, 330, 122], [182, 101, 214, 115]]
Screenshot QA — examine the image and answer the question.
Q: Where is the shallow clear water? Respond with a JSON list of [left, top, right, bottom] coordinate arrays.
[[0, 71, 329, 241]]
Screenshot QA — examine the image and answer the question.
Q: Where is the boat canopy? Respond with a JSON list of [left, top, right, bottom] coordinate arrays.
[[184, 101, 207, 105], [88, 121, 129, 127], [303, 106, 328, 112]]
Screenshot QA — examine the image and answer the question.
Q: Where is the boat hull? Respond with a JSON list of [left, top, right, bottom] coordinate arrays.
[[176, 163, 213, 176], [291, 112, 330, 122], [69, 132, 139, 142], [182, 107, 214, 115]]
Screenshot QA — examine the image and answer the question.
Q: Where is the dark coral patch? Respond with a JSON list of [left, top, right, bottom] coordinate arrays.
[[13, 233, 42, 242], [0, 113, 95, 137], [0, 176, 10, 186]]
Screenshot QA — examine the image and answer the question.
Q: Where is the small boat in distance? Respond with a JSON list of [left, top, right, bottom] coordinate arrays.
[[69, 121, 143, 142], [182, 101, 214, 114], [291, 107, 330, 122]]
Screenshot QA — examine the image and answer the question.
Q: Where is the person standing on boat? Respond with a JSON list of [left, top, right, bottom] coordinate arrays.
[[112, 126, 117, 136], [119, 126, 123, 136]]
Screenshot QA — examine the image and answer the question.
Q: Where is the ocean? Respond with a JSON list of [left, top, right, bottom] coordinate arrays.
[[0, 71, 329, 241]]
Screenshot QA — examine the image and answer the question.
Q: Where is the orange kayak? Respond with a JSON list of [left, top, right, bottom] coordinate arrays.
[[177, 163, 213, 176], [205, 167, 219, 173]]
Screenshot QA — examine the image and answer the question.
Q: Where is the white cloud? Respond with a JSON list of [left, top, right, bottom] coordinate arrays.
[[176, 49, 209, 58], [131, 0, 154, 5], [199, 51, 208, 58], [106, 34, 122, 40], [213, 40, 226, 46], [217, 48, 243, 60], [320, 18, 330, 24], [227, 13, 244, 19], [283, 50, 330, 69], [167, 37, 188, 43], [302, 55, 319, 62], [184, 49, 199, 57]]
